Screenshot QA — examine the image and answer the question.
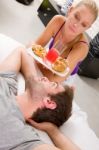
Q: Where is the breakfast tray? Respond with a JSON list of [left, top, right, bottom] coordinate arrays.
[[27, 48, 70, 77]]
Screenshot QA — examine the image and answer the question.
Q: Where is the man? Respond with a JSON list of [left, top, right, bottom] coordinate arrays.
[[0, 47, 75, 150]]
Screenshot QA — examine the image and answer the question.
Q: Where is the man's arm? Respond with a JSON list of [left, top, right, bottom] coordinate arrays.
[[0, 47, 38, 80], [20, 47, 38, 79], [28, 120, 81, 150], [46, 125, 81, 150]]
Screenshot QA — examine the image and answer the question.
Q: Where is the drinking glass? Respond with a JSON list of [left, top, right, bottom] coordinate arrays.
[[53, 37, 67, 55], [46, 48, 59, 63]]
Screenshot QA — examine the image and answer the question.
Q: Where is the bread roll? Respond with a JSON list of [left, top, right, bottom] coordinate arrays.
[[52, 57, 68, 72], [32, 45, 46, 58]]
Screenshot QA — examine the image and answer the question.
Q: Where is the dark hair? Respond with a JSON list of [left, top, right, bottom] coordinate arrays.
[[32, 85, 74, 127]]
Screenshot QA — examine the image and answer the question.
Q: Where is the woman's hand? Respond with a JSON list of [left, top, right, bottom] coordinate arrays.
[[27, 119, 58, 134], [26, 41, 34, 48]]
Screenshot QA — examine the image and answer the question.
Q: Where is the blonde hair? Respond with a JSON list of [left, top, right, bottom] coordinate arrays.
[[75, 0, 98, 22], [63, 0, 98, 53]]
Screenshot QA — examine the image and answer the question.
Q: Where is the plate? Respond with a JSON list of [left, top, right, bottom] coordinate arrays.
[[27, 48, 70, 77]]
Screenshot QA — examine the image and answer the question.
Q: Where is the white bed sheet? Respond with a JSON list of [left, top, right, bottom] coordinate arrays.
[[0, 33, 99, 150]]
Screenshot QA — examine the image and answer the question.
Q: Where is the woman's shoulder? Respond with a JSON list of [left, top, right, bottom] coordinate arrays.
[[79, 33, 89, 45], [73, 33, 89, 50], [73, 33, 89, 59], [49, 15, 66, 36], [52, 15, 66, 25]]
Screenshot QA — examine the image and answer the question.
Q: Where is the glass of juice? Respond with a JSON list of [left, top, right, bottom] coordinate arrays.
[[46, 48, 59, 63]]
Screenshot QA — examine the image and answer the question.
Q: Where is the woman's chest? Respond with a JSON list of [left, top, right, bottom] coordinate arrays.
[[60, 48, 71, 59]]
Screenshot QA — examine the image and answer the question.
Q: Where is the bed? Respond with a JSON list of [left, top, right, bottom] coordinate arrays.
[[0, 33, 99, 150]]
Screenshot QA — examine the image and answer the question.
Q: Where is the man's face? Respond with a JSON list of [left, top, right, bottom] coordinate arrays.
[[37, 77, 65, 96], [26, 76, 64, 101]]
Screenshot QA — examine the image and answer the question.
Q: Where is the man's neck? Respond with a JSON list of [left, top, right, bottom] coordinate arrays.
[[16, 91, 44, 120], [16, 92, 33, 120]]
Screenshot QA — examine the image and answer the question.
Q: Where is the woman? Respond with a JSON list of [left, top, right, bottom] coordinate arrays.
[[28, 0, 98, 83]]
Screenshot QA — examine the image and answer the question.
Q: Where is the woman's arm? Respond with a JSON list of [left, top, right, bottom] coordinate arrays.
[[27, 15, 65, 48], [28, 120, 81, 150], [65, 36, 89, 76]]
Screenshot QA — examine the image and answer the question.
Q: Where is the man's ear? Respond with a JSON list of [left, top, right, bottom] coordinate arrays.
[[42, 97, 57, 110]]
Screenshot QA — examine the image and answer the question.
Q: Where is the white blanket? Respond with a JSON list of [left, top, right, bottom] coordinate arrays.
[[0, 33, 99, 150]]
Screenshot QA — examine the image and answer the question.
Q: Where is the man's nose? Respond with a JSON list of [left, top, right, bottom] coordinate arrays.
[[40, 77, 49, 82]]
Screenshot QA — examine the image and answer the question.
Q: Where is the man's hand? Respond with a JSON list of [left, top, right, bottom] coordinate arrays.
[[27, 119, 57, 133], [27, 119, 81, 150]]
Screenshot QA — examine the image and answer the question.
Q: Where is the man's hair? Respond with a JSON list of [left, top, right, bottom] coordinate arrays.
[[32, 85, 74, 127]]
